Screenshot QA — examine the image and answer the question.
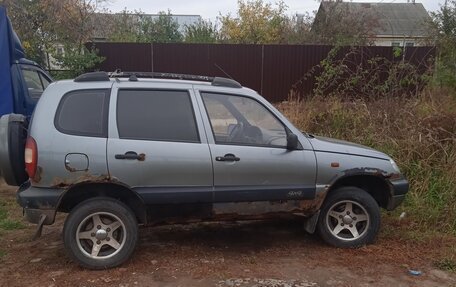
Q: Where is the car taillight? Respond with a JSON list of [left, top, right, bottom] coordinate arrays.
[[25, 137, 37, 179]]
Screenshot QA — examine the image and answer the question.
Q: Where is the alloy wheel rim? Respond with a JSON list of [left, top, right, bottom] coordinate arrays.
[[325, 200, 370, 241], [76, 212, 127, 259]]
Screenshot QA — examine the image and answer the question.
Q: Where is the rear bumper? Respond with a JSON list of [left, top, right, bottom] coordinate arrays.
[[386, 178, 409, 211], [16, 181, 65, 225]]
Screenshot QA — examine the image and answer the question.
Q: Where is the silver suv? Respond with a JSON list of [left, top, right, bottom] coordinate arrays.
[[0, 72, 408, 269]]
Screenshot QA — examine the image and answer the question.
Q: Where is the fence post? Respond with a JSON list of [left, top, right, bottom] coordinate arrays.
[[150, 43, 154, 73], [261, 45, 265, 95]]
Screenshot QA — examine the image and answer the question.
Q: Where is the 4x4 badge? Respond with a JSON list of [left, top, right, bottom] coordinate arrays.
[[287, 190, 303, 197]]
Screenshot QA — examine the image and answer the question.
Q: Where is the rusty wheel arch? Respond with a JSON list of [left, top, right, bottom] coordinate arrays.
[[56, 182, 147, 224], [326, 173, 392, 209]]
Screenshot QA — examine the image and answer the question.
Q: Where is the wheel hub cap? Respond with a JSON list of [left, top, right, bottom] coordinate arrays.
[[95, 229, 108, 240], [342, 215, 354, 224]]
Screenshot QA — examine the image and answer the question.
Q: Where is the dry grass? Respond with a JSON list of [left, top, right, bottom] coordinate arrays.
[[277, 89, 456, 235]]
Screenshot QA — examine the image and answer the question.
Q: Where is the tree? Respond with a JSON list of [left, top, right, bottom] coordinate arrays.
[[429, 0, 456, 90], [432, 0, 456, 38], [281, 13, 314, 44], [107, 10, 184, 43], [52, 0, 106, 77], [3, 0, 106, 77], [219, 0, 288, 44], [52, 45, 104, 78], [107, 9, 141, 42], [184, 20, 218, 43], [311, 1, 380, 45], [2, 0, 58, 67], [139, 11, 183, 43]]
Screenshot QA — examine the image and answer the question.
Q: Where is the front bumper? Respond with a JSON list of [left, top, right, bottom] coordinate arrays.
[[386, 178, 409, 211], [16, 181, 65, 225]]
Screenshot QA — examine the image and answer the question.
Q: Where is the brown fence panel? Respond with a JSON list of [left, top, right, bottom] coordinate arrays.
[[93, 43, 152, 72], [90, 43, 435, 102], [262, 45, 333, 102], [208, 44, 262, 93], [152, 43, 211, 75]]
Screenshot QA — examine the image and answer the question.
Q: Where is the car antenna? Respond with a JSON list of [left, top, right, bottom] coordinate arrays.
[[110, 69, 122, 82], [214, 63, 234, 80]]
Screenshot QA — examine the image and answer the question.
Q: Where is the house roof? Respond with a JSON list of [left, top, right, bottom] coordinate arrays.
[[318, 2, 432, 37]]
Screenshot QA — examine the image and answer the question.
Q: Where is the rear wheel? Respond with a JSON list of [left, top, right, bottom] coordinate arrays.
[[317, 187, 380, 248], [63, 197, 138, 269]]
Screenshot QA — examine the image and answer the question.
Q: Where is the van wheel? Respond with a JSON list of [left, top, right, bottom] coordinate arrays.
[[63, 197, 138, 269], [317, 187, 380, 248]]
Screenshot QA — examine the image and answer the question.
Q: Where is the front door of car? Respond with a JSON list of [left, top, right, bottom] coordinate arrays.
[[197, 91, 317, 202], [107, 83, 213, 204]]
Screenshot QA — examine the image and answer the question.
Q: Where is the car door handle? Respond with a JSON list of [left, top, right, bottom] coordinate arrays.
[[115, 151, 145, 161], [216, 153, 240, 162]]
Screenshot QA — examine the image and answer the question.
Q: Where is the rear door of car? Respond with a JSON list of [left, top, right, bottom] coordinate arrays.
[[106, 81, 213, 204]]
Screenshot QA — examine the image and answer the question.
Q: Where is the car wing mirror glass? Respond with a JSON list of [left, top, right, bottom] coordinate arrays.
[[286, 133, 299, 150]]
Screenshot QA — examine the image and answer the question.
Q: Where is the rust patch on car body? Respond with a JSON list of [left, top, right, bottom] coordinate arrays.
[[137, 153, 146, 161], [342, 167, 400, 179], [31, 166, 43, 183], [212, 197, 326, 220], [144, 191, 330, 226], [64, 165, 77, 173], [51, 173, 114, 188]]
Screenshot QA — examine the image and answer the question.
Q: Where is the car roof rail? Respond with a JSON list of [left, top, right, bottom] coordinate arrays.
[[74, 71, 110, 82], [73, 70, 242, 88], [211, 77, 242, 88], [111, 71, 242, 89]]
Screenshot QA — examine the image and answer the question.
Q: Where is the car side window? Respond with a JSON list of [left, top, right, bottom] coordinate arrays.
[[202, 92, 287, 147], [117, 89, 199, 143], [22, 69, 45, 99], [39, 72, 51, 89], [55, 89, 110, 137]]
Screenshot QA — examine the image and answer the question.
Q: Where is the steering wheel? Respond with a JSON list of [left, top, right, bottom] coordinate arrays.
[[244, 126, 263, 144], [228, 122, 244, 142], [266, 135, 286, 146]]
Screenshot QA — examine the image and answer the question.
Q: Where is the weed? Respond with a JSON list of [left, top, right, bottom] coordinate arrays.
[[435, 258, 456, 272], [306, 46, 432, 99], [0, 200, 25, 232], [0, 219, 24, 231], [278, 88, 456, 235]]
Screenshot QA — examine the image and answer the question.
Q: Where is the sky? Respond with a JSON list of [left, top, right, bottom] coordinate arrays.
[[106, 0, 443, 21]]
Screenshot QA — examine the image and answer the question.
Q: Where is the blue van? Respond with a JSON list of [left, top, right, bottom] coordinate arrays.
[[0, 5, 52, 118]]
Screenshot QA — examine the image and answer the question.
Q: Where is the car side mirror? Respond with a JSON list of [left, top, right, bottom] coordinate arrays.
[[286, 133, 299, 150]]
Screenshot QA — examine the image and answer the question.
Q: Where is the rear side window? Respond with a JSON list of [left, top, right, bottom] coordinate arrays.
[[55, 89, 110, 137], [117, 89, 199, 143]]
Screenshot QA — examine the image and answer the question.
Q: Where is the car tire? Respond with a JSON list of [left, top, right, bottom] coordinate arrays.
[[0, 114, 29, 186], [317, 186, 380, 248], [63, 197, 138, 269]]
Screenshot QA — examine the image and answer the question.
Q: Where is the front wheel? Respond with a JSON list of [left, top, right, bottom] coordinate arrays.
[[63, 197, 138, 269], [317, 187, 380, 248]]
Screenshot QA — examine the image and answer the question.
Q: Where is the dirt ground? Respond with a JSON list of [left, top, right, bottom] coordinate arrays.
[[0, 184, 455, 287]]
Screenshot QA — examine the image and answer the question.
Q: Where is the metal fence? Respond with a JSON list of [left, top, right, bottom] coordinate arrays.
[[90, 43, 435, 102]]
